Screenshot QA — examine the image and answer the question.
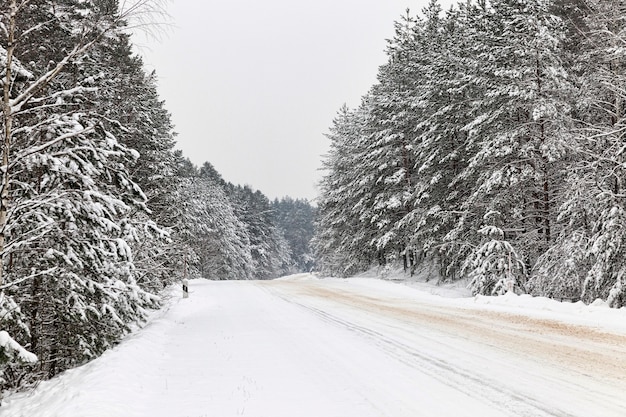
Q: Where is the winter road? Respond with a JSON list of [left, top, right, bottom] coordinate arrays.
[[3, 275, 626, 416]]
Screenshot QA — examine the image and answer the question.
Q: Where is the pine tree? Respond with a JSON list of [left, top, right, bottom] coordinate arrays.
[[464, 212, 526, 295], [565, 0, 626, 306], [0, 0, 167, 389], [175, 164, 254, 281], [359, 9, 422, 268], [385, 1, 475, 278], [91, 32, 178, 292], [314, 102, 379, 276], [272, 197, 315, 272], [446, 0, 574, 294]]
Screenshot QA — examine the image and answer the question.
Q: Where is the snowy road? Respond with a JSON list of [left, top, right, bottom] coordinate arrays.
[[3, 275, 626, 416]]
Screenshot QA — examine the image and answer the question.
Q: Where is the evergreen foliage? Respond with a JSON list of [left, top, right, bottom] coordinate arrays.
[[272, 197, 315, 273], [314, 0, 626, 307], [171, 159, 308, 281], [0, 0, 171, 390]]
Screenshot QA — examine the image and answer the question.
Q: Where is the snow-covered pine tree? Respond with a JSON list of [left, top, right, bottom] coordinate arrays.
[[378, 0, 479, 279], [175, 163, 254, 281], [0, 0, 165, 389], [449, 0, 573, 294], [228, 185, 291, 279], [199, 161, 227, 186], [86, 29, 178, 293], [561, 0, 626, 307], [314, 102, 379, 276], [272, 197, 315, 273], [358, 9, 422, 268], [464, 211, 526, 295]]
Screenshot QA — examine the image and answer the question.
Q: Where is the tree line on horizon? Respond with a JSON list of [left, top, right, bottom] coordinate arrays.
[[314, 0, 626, 307], [0, 0, 314, 394]]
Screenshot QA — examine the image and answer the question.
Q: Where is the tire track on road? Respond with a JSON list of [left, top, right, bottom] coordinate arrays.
[[260, 280, 626, 417], [284, 281, 626, 381], [272, 293, 576, 417]]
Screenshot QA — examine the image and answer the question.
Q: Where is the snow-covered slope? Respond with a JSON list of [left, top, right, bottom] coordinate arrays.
[[3, 275, 625, 416]]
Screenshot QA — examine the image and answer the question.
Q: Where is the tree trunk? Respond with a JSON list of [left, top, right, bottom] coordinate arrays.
[[0, 0, 18, 289]]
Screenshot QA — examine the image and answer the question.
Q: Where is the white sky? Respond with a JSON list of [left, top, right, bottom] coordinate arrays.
[[134, 0, 449, 201]]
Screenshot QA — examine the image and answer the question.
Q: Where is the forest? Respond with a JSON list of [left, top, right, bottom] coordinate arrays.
[[314, 0, 626, 307], [2, 0, 626, 399], [0, 1, 314, 393]]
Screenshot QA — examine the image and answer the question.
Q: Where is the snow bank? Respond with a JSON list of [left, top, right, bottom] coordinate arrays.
[[284, 269, 626, 335], [469, 291, 626, 334]]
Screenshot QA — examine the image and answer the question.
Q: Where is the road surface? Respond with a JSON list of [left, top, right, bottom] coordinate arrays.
[[3, 276, 626, 416]]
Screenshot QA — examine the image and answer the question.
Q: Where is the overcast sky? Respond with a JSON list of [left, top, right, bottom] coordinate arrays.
[[135, 0, 449, 201]]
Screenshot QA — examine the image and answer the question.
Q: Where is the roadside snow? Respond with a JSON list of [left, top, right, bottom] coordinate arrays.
[[320, 267, 626, 334]]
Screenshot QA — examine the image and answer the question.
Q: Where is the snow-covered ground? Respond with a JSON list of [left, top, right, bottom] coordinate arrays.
[[3, 273, 626, 416]]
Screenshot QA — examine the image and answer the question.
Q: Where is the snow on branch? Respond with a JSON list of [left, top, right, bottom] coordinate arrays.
[[22, 85, 99, 109], [9, 41, 98, 112], [0, 267, 58, 291], [0, 330, 37, 363], [0, 45, 33, 82], [10, 124, 96, 168]]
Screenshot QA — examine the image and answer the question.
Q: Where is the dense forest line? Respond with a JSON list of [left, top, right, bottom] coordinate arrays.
[[314, 0, 626, 307], [0, 1, 313, 393]]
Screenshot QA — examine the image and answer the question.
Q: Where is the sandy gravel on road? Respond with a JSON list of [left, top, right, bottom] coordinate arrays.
[[264, 279, 626, 383]]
